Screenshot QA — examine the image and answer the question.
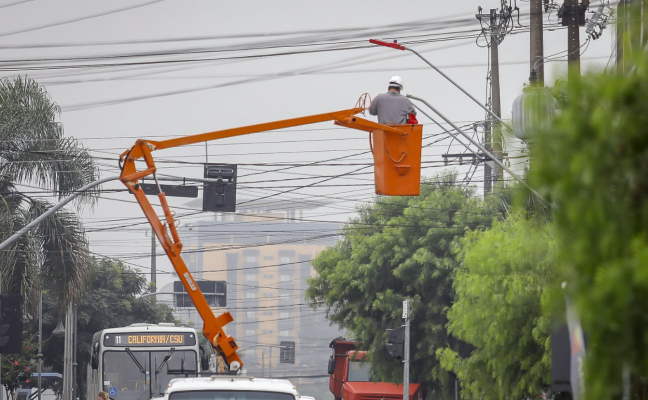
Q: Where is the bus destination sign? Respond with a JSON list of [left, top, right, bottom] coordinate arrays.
[[104, 332, 196, 347]]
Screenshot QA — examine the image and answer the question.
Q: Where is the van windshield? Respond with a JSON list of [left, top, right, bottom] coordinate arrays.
[[169, 391, 295, 400]]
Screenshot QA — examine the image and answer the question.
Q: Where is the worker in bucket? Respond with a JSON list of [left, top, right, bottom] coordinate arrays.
[[369, 76, 418, 125]]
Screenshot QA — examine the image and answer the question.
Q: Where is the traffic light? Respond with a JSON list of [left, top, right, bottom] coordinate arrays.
[[0, 294, 23, 354], [385, 327, 404, 360], [202, 164, 237, 213], [280, 341, 295, 364]]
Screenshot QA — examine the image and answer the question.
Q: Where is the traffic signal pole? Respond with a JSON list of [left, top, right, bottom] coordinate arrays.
[[403, 299, 410, 400]]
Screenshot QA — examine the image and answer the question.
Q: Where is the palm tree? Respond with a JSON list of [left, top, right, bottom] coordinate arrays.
[[0, 76, 97, 318]]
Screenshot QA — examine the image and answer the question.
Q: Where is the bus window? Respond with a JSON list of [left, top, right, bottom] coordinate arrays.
[[151, 350, 198, 397], [103, 351, 148, 400]]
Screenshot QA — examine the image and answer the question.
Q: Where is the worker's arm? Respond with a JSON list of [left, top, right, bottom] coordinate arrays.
[[368, 95, 379, 116], [407, 98, 417, 115]]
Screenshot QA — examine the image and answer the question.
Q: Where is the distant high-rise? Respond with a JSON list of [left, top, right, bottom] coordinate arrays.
[[159, 197, 344, 393]]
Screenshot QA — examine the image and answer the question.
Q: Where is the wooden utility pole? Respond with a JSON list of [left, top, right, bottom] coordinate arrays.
[[490, 9, 503, 184], [530, 0, 544, 82]]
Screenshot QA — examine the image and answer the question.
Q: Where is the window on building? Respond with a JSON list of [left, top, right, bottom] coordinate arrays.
[[280, 275, 290, 282], [246, 293, 256, 299], [280, 256, 291, 264], [245, 329, 255, 337], [263, 274, 274, 279], [263, 256, 274, 260], [262, 329, 273, 334], [263, 311, 273, 316], [246, 311, 256, 318], [279, 330, 290, 337], [280, 293, 289, 299], [280, 312, 289, 319], [246, 255, 257, 263], [263, 293, 273, 298], [245, 274, 256, 281]]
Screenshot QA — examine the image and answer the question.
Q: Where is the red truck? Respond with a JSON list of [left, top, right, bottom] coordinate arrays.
[[328, 338, 425, 400]]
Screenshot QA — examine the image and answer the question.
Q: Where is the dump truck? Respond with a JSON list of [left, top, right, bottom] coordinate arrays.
[[328, 338, 424, 400]]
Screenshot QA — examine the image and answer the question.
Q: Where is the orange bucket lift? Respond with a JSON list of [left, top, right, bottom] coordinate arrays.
[[118, 100, 423, 371], [370, 124, 422, 196]]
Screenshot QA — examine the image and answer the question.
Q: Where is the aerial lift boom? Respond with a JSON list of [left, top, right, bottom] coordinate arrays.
[[119, 104, 421, 371]]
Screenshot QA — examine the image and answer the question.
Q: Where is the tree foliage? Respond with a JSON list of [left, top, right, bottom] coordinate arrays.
[[1, 335, 38, 399], [0, 76, 97, 317], [38, 258, 178, 400], [306, 173, 500, 397], [439, 212, 554, 399], [529, 13, 648, 398]]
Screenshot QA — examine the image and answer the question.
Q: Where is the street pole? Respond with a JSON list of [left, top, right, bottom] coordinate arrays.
[[261, 352, 265, 378], [37, 291, 43, 400], [403, 299, 410, 400], [530, 0, 545, 82], [483, 118, 492, 196], [1, 274, 3, 400], [566, 0, 581, 78], [61, 302, 74, 400], [151, 231, 157, 305], [73, 304, 78, 400], [490, 9, 503, 185]]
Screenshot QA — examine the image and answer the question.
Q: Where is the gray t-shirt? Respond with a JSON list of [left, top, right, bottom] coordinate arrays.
[[369, 91, 417, 125]]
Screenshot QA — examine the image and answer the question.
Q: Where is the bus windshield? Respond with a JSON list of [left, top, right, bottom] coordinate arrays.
[[169, 391, 295, 400], [347, 360, 371, 382], [103, 350, 198, 399]]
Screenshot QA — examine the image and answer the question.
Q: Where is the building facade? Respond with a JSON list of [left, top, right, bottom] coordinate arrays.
[[159, 198, 344, 393]]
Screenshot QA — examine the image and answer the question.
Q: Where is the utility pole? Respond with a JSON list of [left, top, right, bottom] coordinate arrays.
[[151, 230, 157, 305], [530, 0, 545, 82], [37, 291, 43, 400], [403, 299, 410, 400], [565, 0, 583, 77], [1, 274, 3, 400], [490, 9, 503, 185], [476, 7, 504, 194]]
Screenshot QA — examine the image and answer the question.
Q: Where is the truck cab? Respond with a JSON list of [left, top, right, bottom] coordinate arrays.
[[328, 338, 424, 400]]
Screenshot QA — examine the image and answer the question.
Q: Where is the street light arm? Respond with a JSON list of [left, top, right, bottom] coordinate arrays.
[[369, 39, 512, 130], [0, 175, 119, 252], [407, 94, 553, 209]]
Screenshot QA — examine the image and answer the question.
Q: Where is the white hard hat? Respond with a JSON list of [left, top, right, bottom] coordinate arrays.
[[389, 76, 403, 89]]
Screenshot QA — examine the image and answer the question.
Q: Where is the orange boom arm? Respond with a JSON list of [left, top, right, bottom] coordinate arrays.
[[118, 106, 420, 371]]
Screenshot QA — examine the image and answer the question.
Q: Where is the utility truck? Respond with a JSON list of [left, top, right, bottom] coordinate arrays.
[[328, 338, 424, 400]]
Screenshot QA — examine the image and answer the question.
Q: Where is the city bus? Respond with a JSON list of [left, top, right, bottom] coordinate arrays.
[[87, 323, 214, 400]]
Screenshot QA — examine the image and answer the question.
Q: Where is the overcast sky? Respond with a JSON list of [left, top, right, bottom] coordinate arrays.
[[0, 0, 614, 294]]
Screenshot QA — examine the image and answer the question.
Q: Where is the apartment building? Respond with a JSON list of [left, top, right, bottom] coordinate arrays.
[[159, 197, 344, 385]]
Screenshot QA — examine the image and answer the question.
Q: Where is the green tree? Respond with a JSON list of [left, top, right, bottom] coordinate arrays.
[[529, 10, 648, 398], [38, 258, 178, 400], [306, 172, 500, 397], [438, 212, 555, 399], [0, 76, 97, 318], [1, 335, 38, 399]]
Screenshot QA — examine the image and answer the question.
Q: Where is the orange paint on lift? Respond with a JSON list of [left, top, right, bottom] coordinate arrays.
[[118, 103, 423, 371]]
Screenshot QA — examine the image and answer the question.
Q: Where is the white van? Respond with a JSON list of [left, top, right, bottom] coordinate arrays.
[[162, 376, 307, 400]]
